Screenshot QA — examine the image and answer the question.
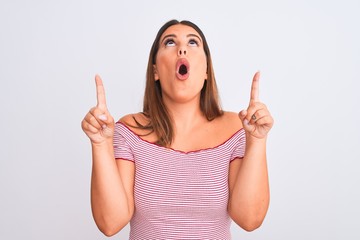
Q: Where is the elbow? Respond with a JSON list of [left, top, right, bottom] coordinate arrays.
[[92, 203, 134, 237], [228, 194, 269, 232], [100, 228, 120, 237], [101, 227, 119, 237], [95, 214, 132, 237], [98, 221, 127, 237], [238, 217, 264, 232], [228, 203, 267, 232], [229, 211, 264, 232]]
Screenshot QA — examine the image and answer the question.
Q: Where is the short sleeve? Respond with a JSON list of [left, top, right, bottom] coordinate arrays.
[[113, 123, 135, 162], [230, 129, 246, 161]]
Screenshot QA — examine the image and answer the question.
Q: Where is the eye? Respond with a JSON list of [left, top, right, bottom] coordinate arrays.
[[164, 38, 175, 47], [188, 38, 199, 47]]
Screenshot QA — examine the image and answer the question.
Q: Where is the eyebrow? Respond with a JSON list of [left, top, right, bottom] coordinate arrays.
[[161, 33, 202, 44], [187, 34, 202, 42]]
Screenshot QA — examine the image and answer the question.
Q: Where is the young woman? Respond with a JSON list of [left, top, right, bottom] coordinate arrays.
[[81, 20, 274, 239]]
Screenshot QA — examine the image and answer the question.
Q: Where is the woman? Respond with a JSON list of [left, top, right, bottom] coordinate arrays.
[[81, 19, 273, 239]]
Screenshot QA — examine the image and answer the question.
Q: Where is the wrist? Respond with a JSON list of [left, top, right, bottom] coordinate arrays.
[[245, 132, 267, 145], [91, 138, 113, 148]]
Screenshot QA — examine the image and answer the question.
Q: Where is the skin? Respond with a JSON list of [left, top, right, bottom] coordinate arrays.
[[81, 24, 274, 236], [154, 24, 208, 105]]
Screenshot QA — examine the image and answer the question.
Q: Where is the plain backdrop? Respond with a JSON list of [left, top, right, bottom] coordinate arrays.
[[1, 0, 359, 239]]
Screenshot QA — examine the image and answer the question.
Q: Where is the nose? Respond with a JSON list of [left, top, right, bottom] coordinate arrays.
[[178, 48, 187, 56]]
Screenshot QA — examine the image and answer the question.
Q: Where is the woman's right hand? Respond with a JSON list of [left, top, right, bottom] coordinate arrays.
[[81, 75, 115, 144]]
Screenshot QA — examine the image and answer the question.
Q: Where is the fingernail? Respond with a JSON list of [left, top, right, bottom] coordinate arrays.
[[102, 124, 107, 129], [98, 115, 107, 121], [244, 119, 249, 125]]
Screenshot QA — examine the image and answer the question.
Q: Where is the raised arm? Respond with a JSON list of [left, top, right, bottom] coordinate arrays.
[[81, 75, 134, 236], [228, 71, 274, 231]]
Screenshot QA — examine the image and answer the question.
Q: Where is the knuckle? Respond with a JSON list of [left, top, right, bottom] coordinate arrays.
[[89, 126, 98, 134], [89, 115, 96, 122], [255, 102, 263, 108], [81, 120, 86, 129], [89, 107, 96, 113], [258, 109, 265, 116], [90, 107, 102, 116], [249, 101, 256, 108]]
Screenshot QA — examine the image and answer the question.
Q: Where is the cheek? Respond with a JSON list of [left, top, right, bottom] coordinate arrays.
[[156, 52, 175, 75], [194, 54, 207, 76]]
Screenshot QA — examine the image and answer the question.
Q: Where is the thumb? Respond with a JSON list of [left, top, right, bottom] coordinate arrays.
[[238, 109, 254, 132], [238, 110, 247, 121], [97, 111, 114, 129]]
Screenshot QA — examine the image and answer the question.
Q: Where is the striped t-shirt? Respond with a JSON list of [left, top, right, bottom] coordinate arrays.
[[113, 122, 246, 239]]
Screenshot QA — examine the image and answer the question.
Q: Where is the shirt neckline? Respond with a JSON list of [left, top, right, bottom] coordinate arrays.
[[117, 121, 244, 154]]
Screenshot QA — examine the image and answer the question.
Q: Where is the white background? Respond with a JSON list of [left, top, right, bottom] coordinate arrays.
[[1, 0, 359, 239]]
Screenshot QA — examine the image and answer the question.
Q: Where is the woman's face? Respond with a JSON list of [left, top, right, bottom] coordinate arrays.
[[154, 24, 207, 104]]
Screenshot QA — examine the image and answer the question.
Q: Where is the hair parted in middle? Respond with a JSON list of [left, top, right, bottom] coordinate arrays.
[[135, 19, 223, 146]]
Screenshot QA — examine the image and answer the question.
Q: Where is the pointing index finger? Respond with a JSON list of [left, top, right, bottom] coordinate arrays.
[[95, 74, 107, 110], [250, 71, 260, 102]]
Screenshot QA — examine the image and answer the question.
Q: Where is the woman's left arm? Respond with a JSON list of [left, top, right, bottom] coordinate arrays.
[[228, 72, 274, 231]]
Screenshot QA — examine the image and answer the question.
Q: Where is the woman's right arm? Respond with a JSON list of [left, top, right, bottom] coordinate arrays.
[[81, 75, 134, 236]]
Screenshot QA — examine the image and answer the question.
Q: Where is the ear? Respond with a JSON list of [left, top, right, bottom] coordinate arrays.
[[204, 64, 208, 80], [153, 65, 159, 80]]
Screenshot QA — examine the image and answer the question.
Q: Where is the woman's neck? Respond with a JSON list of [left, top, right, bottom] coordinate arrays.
[[163, 97, 206, 134]]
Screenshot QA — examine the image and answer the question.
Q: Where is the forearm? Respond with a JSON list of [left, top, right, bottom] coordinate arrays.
[[91, 140, 131, 235], [229, 135, 270, 230]]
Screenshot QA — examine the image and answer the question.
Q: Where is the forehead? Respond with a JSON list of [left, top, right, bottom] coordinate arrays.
[[160, 24, 202, 40]]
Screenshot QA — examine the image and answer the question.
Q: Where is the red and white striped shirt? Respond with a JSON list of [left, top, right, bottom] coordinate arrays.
[[114, 122, 246, 239]]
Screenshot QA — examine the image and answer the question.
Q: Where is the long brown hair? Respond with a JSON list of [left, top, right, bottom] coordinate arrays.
[[138, 20, 223, 146]]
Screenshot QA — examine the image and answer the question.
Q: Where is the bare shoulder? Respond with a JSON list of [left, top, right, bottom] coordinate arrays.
[[199, 111, 243, 147], [215, 111, 243, 134], [222, 111, 242, 130], [117, 112, 154, 138], [118, 112, 148, 124]]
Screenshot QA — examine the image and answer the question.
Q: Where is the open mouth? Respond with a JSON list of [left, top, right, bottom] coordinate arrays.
[[179, 64, 188, 75], [176, 58, 190, 80]]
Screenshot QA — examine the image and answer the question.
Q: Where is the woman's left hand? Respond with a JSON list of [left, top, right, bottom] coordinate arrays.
[[238, 71, 274, 139]]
